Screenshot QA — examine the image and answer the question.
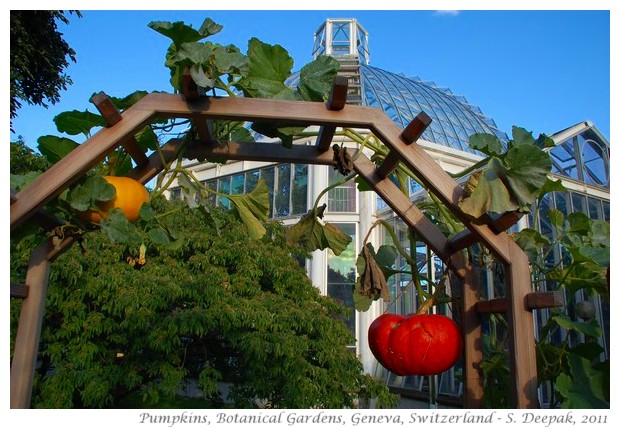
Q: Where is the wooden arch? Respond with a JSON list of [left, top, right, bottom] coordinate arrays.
[[10, 78, 555, 409]]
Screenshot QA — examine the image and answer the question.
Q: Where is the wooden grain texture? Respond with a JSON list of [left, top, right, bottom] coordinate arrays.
[[505, 242, 539, 408], [11, 243, 52, 408], [456, 253, 484, 408], [476, 291, 564, 314], [352, 154, 453, 268], [376, 112, 432, 178]]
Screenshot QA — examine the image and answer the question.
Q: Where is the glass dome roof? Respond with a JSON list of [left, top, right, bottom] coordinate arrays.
[[359, 65, 508, 154], [288, 18, 509, 154]]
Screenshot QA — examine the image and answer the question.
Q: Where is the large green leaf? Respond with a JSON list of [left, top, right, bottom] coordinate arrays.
[[99, 209, 141, 243], [286, 209, 352, 255], [459, 129, 552, 219], [53, 110, 107, 136], [549, 263, 608, 296], [512, 228, 550, 263], [537, 177, 567, 201], [236, 38, 295, 100], [503, 143, 552, 208], [108, 90, 149, 111], [211, 44, 249, 79], [458, 160, 516, 218], [555, 354, 609, 408], [37, 135, 79, 164], [296, 55, 340, 101], [468, 132, 504, 157], [10, 171, 41, 191], [148, 19, 221, 47], [68, 176, 116, 212], [551, 314, 602, 338], [227, 179, 270, 239]]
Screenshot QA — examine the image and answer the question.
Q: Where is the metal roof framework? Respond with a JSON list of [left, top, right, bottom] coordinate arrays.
[[10, 77, 553, 409]]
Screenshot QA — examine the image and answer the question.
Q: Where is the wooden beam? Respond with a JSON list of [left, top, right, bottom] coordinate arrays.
[[192, 116, 216, 144], [376, 112, 432, 179], [446, 228, 481, 254], [456, 253, 484, 408], [185, 139, 337, 166], [504, 244, 539, 408], [90, 92, 150, 168], [316, 76, 349, 152], [11, 106, 154, 230], [352, 154, 464, 275], [315, 125, 337, 153], [11, 283, 29, 299], [127, 139, 186, 184], [476, 291, 565, 314], [11, 242, 52, 408]]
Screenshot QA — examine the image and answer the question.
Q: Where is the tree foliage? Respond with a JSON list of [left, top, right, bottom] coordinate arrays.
[[10, 11, 81, 128], [11, 197, 396, 408]]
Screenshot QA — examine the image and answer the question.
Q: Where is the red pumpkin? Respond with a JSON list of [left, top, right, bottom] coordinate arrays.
[[368, 313, 463, 376]]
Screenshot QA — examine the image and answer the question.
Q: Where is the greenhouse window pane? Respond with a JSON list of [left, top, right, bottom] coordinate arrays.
[[291, 164, 308, 215], [217, 177, 231, 210], [275, 164, 291, 217], [245, 170, 259, 192], [231, 173, 244, 195]]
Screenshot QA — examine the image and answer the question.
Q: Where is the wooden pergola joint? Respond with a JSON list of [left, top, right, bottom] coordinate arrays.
[[376, 112, 432, 178], [315, 76, 349, 152], [11, 283, 29, 299], [326, 75, 349, 111], [476, 291, 565, 314], [90, 92, 149, 167], [181, 67, 204, 101], [192, 116, 217, 144]]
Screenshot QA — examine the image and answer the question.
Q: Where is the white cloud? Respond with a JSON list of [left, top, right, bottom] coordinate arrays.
[[434, 10, 461, 16]]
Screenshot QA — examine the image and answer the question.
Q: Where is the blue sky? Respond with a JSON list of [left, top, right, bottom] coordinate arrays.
[[9, 9, 613, 149]]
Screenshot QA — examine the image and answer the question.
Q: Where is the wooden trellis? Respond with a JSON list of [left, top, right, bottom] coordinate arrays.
[[10, 77, 562, 409]]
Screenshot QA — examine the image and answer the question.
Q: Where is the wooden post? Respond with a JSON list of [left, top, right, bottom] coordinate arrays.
[[316, 76, 349, 152], [505, 241, 539, 408], [456, 254, 484, 408], [10, 242, 52, 408]]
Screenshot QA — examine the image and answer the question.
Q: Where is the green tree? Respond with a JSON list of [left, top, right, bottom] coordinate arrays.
[[11, 196, 396, 408], [10, 137, 51, 175], [10, 10, 81, 128]]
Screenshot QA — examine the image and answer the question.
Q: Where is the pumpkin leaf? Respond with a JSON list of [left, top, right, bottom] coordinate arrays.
[[503, 143, 552, 208], [53, 110, 107, 137], [99, 209, 141, 243], [107, 90, 149, 111], [296, 55, 340, 101], [227, 179, 270, 239], [551, 314, 602, 338], [512, 228, 550, 263], [556, 354, 609, 408], [37, 135, 79, 164], [353, 243, 390, 308], [68, 176, 115, 212], [285, 208, 352, 255], [458, 161, 516, 218], [468, 132, 504, 157], [459, 129, 552, 219], [148, 19, 220, 47]]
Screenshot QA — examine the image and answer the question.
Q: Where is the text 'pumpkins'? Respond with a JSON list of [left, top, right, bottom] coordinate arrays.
[[368, 313, 463, 376], [79, 176, 149, 223]]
